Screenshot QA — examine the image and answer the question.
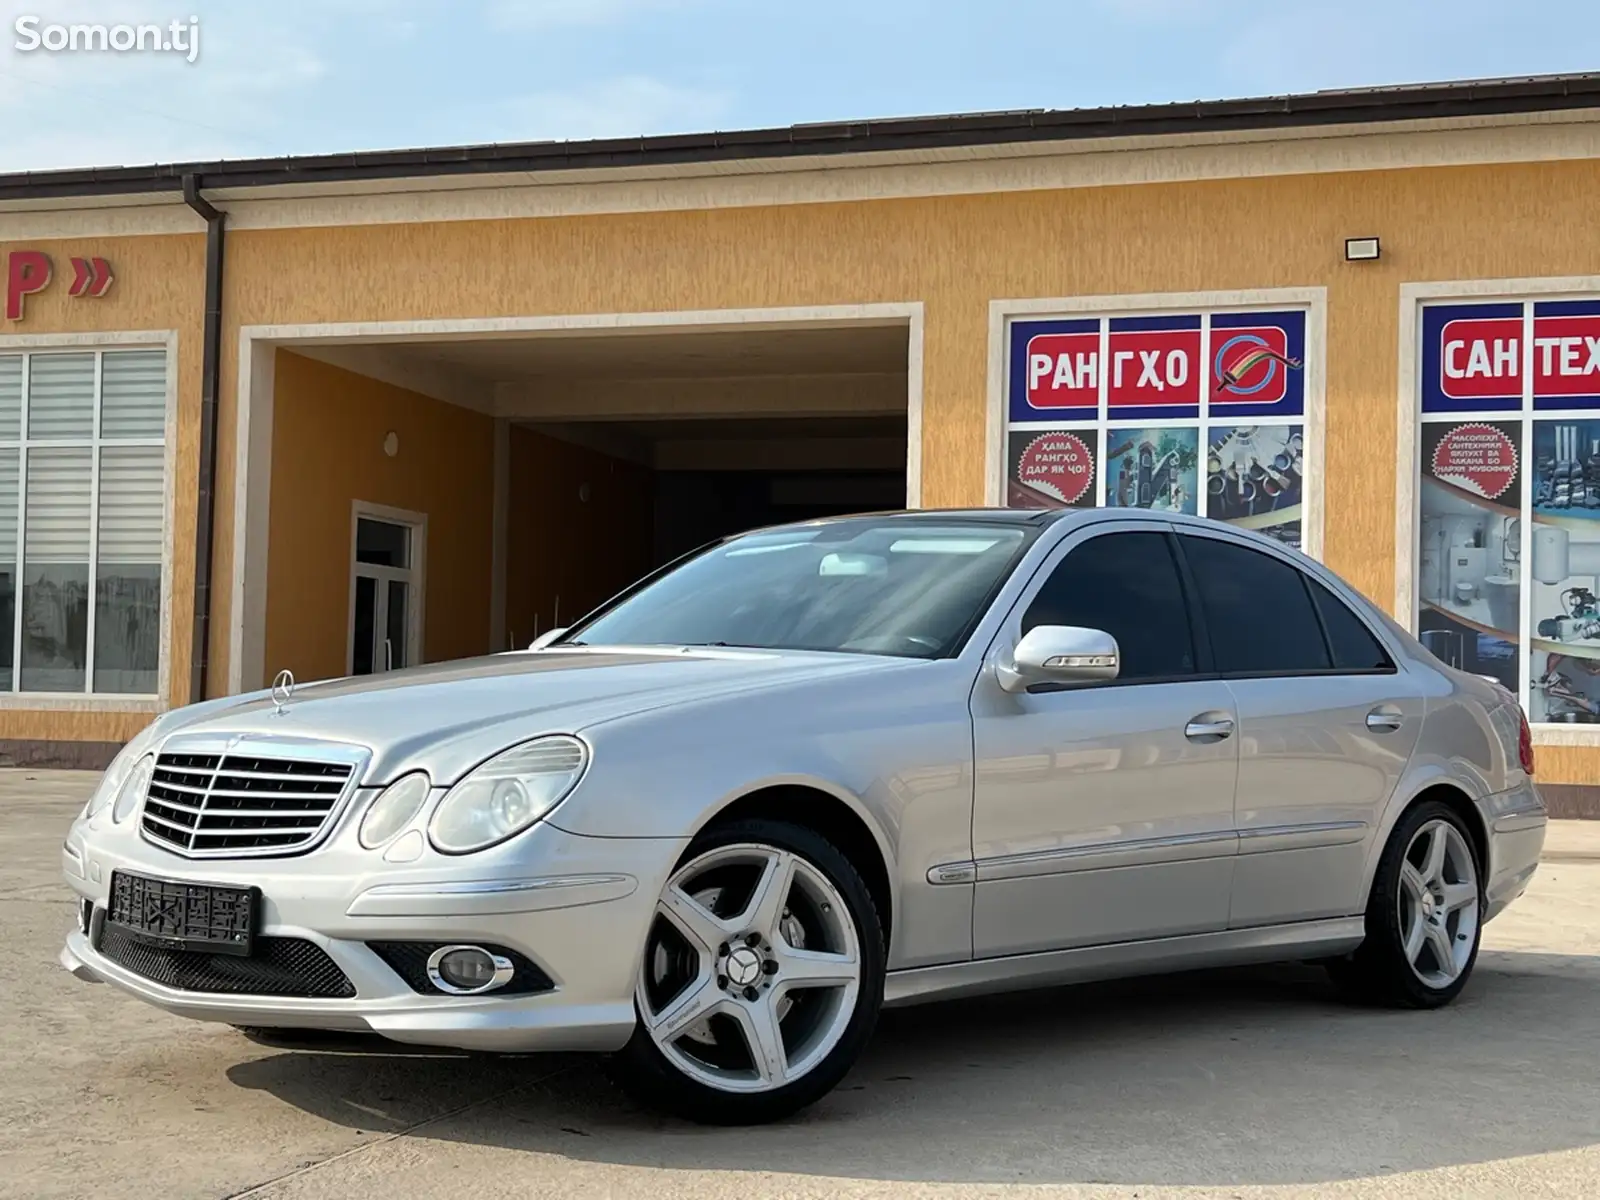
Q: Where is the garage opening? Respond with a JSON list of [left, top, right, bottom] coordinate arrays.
[[493, 323, 910, 646], [268, 318, 913, 672], [507, 412, 907, 643]]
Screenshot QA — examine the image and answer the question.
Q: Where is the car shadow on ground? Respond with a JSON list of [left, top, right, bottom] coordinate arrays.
[[225, 950, 1600, 1188]]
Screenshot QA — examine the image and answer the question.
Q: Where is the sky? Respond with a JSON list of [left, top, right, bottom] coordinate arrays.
[[1, 0, 1598, 173]]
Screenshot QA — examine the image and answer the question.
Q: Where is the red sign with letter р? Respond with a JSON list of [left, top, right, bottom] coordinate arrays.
[[4, 250, 114, 321], [1025, 332, 1100, 411]]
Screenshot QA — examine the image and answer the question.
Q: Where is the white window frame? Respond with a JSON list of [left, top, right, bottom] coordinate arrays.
[[1397, 275, 1600, 747], [0, 332, 176, 711], [985, 287, 1328, 560], [345, 500, 426, 677]]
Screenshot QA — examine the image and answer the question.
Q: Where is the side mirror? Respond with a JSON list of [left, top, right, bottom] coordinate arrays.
[[996, 624, 1120, 694], [528, 627, 568, 651]]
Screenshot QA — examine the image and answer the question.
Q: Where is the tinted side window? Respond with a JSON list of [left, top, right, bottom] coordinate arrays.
[[1179, 535, 1330, 675], [1022, 531, 1197, 682], [1308, 577, 1394, 671]]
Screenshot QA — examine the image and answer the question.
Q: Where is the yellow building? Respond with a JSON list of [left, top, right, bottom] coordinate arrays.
[[4, 74, 1600, 814]]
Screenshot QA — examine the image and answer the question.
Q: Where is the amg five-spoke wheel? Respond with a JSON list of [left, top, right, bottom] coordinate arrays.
[[613, 818, 884, 1124], [1327, 799, 1484, 1008], [1397, 818, 1480, 989]]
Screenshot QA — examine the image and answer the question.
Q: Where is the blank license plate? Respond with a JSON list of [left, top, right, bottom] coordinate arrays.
[[106, 871, 257, 956]]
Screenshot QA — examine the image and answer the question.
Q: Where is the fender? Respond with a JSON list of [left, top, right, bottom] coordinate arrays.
[[689, 770, 902, 936], [1357, 754, 1494, 904]]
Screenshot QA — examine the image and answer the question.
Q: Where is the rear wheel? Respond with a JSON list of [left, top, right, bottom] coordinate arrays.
[[1327, 800, 1483, 1008], [612, 818, 884, 1125]]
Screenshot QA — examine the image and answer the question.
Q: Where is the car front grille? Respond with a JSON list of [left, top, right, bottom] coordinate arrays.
[[95, 923, 357, 999], [141, 751, 356, 857]]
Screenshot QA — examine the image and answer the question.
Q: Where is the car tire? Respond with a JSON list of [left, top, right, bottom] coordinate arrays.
[[1326, 800, 1484, 1009], [611, 817, 885, 1125]]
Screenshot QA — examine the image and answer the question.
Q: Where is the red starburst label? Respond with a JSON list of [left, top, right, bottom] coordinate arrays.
[[1430, 423, 1518, 500], [1016, 431, 1094, 506]]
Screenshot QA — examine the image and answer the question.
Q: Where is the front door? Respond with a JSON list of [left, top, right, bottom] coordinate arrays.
[[970, 523, 1240, 958], [349, 513, 420, 676], [1172, 530, 1425, 927]]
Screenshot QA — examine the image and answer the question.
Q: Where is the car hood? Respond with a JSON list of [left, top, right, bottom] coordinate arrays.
[[150, 647, 895, 784]]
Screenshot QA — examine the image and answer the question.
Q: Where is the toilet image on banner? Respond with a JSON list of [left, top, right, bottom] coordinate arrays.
[[1417, 420, 1522, 694]]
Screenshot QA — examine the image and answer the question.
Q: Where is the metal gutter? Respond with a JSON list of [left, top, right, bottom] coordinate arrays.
[[181, 175, 224, 703], [2, 73, 1599, 202]]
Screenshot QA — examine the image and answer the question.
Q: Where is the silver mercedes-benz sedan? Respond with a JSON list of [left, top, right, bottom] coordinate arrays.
[[61, 508, 1547, 1124]]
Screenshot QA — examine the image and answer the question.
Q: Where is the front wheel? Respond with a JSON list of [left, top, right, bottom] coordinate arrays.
[[1327, 801, 1483, 1008], [611, 818, 885, 1125]]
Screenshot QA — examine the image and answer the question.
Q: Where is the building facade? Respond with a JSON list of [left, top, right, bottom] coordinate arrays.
[[4, 75, 1600, 809]]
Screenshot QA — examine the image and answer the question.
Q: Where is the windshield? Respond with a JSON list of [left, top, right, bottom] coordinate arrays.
[[563, 519, 1033, 659]]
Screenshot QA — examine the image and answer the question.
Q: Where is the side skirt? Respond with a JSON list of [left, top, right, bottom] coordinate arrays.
[[882, 917, 1365, 1009]]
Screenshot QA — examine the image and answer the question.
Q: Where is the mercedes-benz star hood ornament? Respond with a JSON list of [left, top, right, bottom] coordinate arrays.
[[271, 669, 295, 714]]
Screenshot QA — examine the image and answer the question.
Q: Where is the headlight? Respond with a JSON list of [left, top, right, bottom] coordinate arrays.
[[83, 738, 147, 819], [428, 736, 587, 854], [111, 754, 155, 824], [359, 772, 432, 849]]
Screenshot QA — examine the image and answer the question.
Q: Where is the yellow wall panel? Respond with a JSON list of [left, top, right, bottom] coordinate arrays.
[[264, 351, 495, 683]]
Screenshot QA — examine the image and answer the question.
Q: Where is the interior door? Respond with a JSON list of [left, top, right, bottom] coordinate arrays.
[[350, 516, 415, 676], [970, 523, 1240, 958], [1173, 531, 1425, 927]]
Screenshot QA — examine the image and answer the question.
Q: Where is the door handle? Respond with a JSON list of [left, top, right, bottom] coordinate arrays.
[[1185, 714, 1235, 742], [1366, 706, 1403, 732], [384, 638, 393, 672]]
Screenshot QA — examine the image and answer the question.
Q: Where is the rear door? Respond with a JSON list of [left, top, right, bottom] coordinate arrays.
[[1174, 530, 1424, 928]]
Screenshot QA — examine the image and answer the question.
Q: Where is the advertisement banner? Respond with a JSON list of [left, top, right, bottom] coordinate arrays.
[[1104, 427, 1198, 514], [1007, 428, 1097, 509], [1205, 424, 1303, 548], [1105, 315, 1201, 419], [1532, 300, 1600, 409], [1528, 418, 1600, 721], [1417, 419, 1522, 694], [1013, 318, 1100, 420], [1009, 308, 1306, 424], [1209, 310, 1306, 420], [1420, 301, 1525, 414]]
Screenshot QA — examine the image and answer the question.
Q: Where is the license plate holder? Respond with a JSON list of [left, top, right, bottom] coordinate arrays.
[[106, 871, 257, 956]]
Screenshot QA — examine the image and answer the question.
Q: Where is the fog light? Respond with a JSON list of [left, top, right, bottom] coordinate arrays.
[[426, 944, 514, 995]]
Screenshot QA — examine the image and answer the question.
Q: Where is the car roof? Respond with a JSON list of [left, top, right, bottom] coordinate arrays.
[[735, 507, 1311, 558], [747, 508, 1060, 534]]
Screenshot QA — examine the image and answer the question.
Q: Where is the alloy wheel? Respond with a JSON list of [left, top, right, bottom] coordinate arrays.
[[636, 842, 862, 1094], [1397, 818, 1480, 989]]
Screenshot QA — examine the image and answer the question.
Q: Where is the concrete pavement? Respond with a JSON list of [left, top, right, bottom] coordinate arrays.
[[5, 770, 1599, 1200]]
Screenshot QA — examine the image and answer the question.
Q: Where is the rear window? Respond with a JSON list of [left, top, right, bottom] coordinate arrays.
[[1308, 578, 1394, 672]]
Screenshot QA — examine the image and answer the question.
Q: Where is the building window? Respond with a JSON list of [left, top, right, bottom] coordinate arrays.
[[1004, 305, 1311, 551], [0, 349, 166, 696], [1415, 297, 1600, 727]]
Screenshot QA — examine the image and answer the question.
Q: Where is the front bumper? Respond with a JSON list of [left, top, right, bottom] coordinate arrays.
[[1479, 779, 1548, 922], [61, 813, 686, 1054]]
